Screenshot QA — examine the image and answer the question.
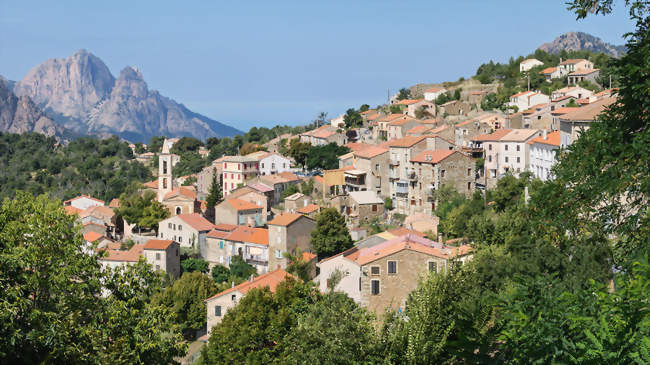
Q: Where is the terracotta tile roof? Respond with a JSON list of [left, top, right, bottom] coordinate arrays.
[[388, 116, 416, 126], [527, 131, 561, 147], [388, 136, 427, 148], [284, 192, 304, 201], [226, 198, 263, 211], [354, 146, 388, 159], [560, 97, 616, 121], [540, 67, 557, 74], [215, 224, 241, 234], [144, 180, 158, 189], [248, 183, 273, 193], [313, 176, 324, 184], [109, 198, 120, 208], [411, 149, 456, 164], [64, 195, 105, 206], [205, 269, 291, 300], [430, 125, 450, 134], [268, 212, 303, 226], [551, 107, 580, 115], [83, 231, 104, 242], [101, 244, 144, 262], [64, 206, 81, 215], [163, 186, 197, 201], [176, 213, 215, 231], [559, 58, 588, 65], [395, 99, 422, 105], [226, 226, 269, 245], [470, 90, 487, 95], [297, 204, 320, 214], [520, 58, 542, 64], [471, 128, 512, 142], [355, 237, 472, 266], [302, 252, 317, 262], [407, 125, 433, 135], [500, 129, 540, 142], [144, 239, 175, 250], [344, 142, 372, 152], [379, 113, 407, 123], [360, 109, 377, 115], [207, 230, 231, 239], [510, 90, 535, 98]]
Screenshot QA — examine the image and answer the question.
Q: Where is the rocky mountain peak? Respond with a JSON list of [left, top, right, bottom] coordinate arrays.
[[538, 32, 626, 58]]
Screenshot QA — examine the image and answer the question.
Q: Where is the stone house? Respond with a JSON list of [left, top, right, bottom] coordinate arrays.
[[559, 97, 615, 147], [214, 198, 265, 227], [468, 90, 487, 106], [142, 239, 181, 278], [284, 192, 311, 213], [551, 86, 594, 101], [568, 68, 601, 86], [161, 187, 199, 216], [223, 226, 269, 273], [267, 213, 316, 270], [256, 172, 301, 205], [387, 116, 419, 140], [454, 119, 492, 148], [227, 186, 270, 221], [346, 191, 384, 226], [299, 125, 346, 146], [202, 224, 238, 267], [522, 103, 553, 130], [352, 146, 389, 197], [410, 150, 476, 213], [396, 99, 435, 118], [157, 213, 214, 249], [205, 269, 291, 332], [373, 114, 405, 141], [296, 204, 320, 219], [540, 66, 563, 81], [429, 124, 456, 142], [197, 156, 227, 195], [508, 91, 550, 112], [406, 124, 433, 137], [388, 136, 429, 215], [439, 100, 471, 116], [317, 234, 473, 315]]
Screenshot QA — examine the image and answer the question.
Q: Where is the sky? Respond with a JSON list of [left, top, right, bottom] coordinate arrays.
[[0, 0, 635, 132]]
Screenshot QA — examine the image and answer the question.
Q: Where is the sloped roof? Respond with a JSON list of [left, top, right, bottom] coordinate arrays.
[[297, 204, 320, 214], [226, 226, 268, 245], [163, 187, 197, 201], [471, 128, 512, 142], [64, 206, 81, 215], [411, 150, 456, 164], [560, 97, 616, 121], [176, 213, 215, 231], [213, 223, 238, 231], [83, 231, 104, 242], [354, 146, 388, 159], [424, 87, 445, 93], [349, 191, 383, 205], [100, 244, 144, 262], [248, 183, 273, 193], [205, 269, 291, 301], [500, 129, 540, 142], [527, 131, 561, 147], [144, 180, 158, 189], [144, 239, 175, 250], [268, 213, 304, 226], [569, 68, 599, 76], [540, 67, 558, 74], [226, 198, 263, 211], [284, 192, 304, 201], [388, 136, 427, 148], [407, 125, 434, 135], [387, 227, 425, 237], [559, 58, 588, 65], [64, 195, 105, 205]]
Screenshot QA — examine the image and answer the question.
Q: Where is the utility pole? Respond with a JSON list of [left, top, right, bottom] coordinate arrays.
[[387, 89, 390, 104], [609, 75, 612, 89], [527, 74, 530, 91]]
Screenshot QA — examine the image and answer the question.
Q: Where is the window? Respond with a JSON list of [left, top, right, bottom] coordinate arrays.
[[488, 155, 492, 162], [441, 170, 445, 178], [371, 280, 380, 295], [231, 294, 237, 301], [505, 157, 509, 163], [370, 266, 380, 275], [488, 144, 492, 151], [155, 265, 160, 270], [162, 161, 168, 174], [505, 145, 509, 151], [156, 253, 161, 260], [261, 163, 265, 168], [359, 277, 361, 291], [517, 157, 521, 163], [173, 224, 176, 230], [467, 168, 471, 176], [168, 223, 172, 229], [214, 305, 222, 316], [178, 237, 182, 243], [372, 204, 377, 212], [219, 241, 223, 249], [175, 207, 181, 214], [428, 261, 438, 272], [178, 225, 182, 231], [468, 182, 472, 191], [516, 145, 520, 152], [163, 178, 167, 189], [275, 250, 282, 259], [387, 261, 397, 274]]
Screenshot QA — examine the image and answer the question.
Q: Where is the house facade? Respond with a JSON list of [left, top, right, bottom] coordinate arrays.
[[142, 239, 181, 278], [528, 130, 561, 181], [222, 156, 259, 197], [267, 213, 316, 270], [214, 198, 265, 227], [157, 213, 214, 249]]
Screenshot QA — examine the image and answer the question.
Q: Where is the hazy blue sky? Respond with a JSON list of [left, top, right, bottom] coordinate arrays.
[[0, 0, 634, 131]]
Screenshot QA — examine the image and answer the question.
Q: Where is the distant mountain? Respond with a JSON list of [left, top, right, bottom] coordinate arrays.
[[12, 50, 242, 142], [538, 32, 626, 58], [0, 78, 67, 140]]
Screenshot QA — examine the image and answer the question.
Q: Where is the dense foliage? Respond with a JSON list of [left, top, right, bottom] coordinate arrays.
[[310, 208, 353, 259], [0, 133, 152, 202], [0, 193, 185, 363]]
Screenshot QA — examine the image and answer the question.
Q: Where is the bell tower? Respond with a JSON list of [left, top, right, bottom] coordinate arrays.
[[158, 139, 173, 202]]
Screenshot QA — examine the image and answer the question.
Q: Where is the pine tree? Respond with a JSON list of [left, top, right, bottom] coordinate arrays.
[[206, 168, 222, 210]]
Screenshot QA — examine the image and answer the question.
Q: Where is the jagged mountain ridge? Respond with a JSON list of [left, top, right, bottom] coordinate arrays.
[[0, 78, 67, 140], [538, 32, 626, 58], [12, 50, 242, 142]]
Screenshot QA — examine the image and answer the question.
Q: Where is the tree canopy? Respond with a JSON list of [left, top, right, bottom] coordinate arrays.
[[310, 208, 353, 258]]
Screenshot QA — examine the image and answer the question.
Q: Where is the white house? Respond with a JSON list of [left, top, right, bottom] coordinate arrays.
[[509, 91, 550, 112], [528, 130, 561, 181], [63, 195, 105, 210], [158, 213, 214, 249], [423, 87, 447, 102], [551, 86, 594, 101], [253, 152, 292, 176], [520, 58, 544, 72]]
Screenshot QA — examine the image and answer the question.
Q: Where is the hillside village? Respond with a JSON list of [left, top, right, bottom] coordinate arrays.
[[54, 50, 622, 356]]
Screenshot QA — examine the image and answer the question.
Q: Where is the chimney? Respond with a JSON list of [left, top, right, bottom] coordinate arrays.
[[543, 130, 548, 140], [231, 281, 235, 288]]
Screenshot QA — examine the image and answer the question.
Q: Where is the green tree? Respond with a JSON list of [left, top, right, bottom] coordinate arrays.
[[384, 197, 393, 211], [206, 168, 222, 210], [305, 143, 350, 170], [359, 104, 370, 112], [0, 192, 185, 363], [151, 271, 219, 339], [311, 208, 353, 258], [229, 255, 257, 279], [284, 251, 312, 282], [343, 108, 363, 129], [211, 264, 230, 283], [397, 87, 411, 100], [170, 136, 204, 154], [288, 140, 311, 168], [389, 104, 403, 114], [116, 189, 170, 234], [281, 292, 380, 364], [148, 135, 166, 152], [181, 257, 210, 273], [281, 183, 300, 200]]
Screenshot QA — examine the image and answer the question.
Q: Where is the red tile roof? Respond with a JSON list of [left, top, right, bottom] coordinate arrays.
[[354, 145, 388, 159], [268, 213, 303, 226], [388, 136, 427, 148], [471, 128, 512, 142], [64, 206, 81, 215], [206, 269, 291, 300], [100, 244, 144, 262], [163, 187, 197, 201], [227, 226, 269, 245], [144, 239, 175, 250], [226, 198, 263, 211], [214, 223, 238, 232], [176, 213, 215, 231], [83, 231, 104, 242], [387, 227, 425, 237], [411, 150, 457, 164], [297, 204, 320, 214], [527, 131, 561, 147]]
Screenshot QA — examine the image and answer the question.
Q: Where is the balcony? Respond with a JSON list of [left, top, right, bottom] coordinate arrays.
[[407, 172, 418, 181], [395, 181, 409, 195]]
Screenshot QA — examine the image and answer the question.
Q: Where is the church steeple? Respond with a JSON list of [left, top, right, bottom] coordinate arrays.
[[158, 139, 173, 202]]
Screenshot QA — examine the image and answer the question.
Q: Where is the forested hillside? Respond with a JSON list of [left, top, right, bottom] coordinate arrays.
[[0, 133, 151, 202]]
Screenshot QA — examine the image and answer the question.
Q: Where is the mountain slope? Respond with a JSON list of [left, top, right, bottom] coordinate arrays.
[[0, 79, 66, 139], [538, 32, 626, 58], [13, 50, 242, 142]]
